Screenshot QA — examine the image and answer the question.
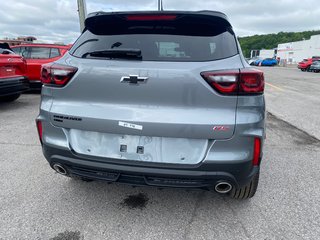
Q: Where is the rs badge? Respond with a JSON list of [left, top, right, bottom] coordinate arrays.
[[213, 126, 230, 131]]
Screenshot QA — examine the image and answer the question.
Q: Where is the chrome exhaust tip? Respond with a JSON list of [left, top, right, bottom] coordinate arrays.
[[52, 163, 68, 176], [215, 182, 232, 194]]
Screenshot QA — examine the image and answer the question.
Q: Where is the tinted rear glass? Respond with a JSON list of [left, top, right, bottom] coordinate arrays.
[[70, 16, 238, 62]]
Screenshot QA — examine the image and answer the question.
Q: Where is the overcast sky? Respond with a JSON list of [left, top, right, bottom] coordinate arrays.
[[0, 0, 318, 44]]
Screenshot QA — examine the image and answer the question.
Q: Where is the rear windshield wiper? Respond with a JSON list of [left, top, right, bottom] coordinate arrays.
[[82, 48, 142, 60]]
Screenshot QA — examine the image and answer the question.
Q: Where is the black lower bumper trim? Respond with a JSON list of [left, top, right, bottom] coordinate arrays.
[[67, 165, 215, 188], [0, 77, 29, 96], [43, 144, 258, 190], [29, 80, 42, 90]]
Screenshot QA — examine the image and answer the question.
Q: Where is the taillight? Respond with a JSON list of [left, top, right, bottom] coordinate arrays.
[[36, 120, 43, 144], [252, 137, 261, 166], [201, 68, 264, 95], [41, 63, 77, 87], [126, 15, 177, 21], [201, 70, 239, 95], [239, 69, 264, 94]]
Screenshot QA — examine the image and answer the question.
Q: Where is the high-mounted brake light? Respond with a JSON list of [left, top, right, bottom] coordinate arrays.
[[126, 15, 177, 21], [36, 120, 43, 144], [201, 68, 264, 95], [41, 63, 78, 87], [252, 137, 261, 166]]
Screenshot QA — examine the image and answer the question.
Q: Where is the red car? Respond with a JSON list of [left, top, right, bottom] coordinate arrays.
[[298, 57, 320, 72], [11, 43, 70, 89], [0, 43, 29, 102]]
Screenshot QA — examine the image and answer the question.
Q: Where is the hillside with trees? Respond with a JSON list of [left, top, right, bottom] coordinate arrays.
[[238, 30, 320, 58]]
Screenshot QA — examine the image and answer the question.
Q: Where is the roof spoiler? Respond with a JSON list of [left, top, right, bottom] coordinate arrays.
[[84, 11, 233, 36]]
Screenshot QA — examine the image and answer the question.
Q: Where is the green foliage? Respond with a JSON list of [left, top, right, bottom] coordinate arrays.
[[238, 30, 320, 58]]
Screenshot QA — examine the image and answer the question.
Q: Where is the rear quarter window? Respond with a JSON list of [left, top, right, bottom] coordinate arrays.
[[50, 48, 60, 58], [12, 46, 29, 57]]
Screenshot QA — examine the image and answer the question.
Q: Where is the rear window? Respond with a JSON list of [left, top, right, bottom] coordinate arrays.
[[0, 48, 14, 54], [70, 15, 238, 62]]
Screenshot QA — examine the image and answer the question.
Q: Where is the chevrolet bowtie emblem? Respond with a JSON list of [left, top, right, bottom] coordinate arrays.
[[120, 75, 148, 84]]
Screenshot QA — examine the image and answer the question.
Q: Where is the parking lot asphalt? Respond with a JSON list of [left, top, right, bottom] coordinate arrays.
[[260, 67, 320, 140], [1, 68, 320, 240]]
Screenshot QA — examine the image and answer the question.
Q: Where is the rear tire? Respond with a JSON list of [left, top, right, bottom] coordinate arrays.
[[0, 93, 21, 102], [230, 171, 259, 199]]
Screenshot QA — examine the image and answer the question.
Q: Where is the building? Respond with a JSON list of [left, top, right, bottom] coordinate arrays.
[[250, 49, 276, 59], [0, 36, 37, 46], [277, 34, 320, 64]]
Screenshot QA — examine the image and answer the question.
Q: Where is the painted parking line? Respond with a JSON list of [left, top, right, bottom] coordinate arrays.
[[265, 82, 284, 91]]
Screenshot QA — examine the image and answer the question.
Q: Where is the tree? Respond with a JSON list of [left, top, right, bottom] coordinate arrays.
[[238, 30, 320, 58]]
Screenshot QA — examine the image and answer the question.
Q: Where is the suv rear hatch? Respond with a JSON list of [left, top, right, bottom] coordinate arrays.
[[45, 11, 245, 164], [0, 53, 26, 79]]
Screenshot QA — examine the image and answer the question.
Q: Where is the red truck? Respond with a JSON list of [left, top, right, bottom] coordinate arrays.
[[298, 57, 320, 72]]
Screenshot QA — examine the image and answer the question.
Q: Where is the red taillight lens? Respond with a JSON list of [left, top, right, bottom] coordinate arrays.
[[41, 63, 77, 87], [252, 137, 261, 166], [239, 69, 264, 94], [201, 70, 239, 95], [36, 120, 43, 144], [126, 15, 177, 21], [201, 68, 264, 95]]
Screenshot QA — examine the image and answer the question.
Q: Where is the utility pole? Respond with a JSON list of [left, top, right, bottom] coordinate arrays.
[[77, 0, 87, 32], [158, 0, 163, 11]]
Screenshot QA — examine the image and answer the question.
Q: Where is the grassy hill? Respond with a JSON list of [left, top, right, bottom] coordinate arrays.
[[238, 30, 320, 58]]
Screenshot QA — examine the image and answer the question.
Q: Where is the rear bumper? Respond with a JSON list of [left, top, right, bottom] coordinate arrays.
[[38, 93, 265, 190], [0, 77, 29, 96], [262, 63, 276, 66], [298, 65, 308, 69], [28, 80, 42, 90], [310, 66, 320, 70], [42, 143, 259, 189]]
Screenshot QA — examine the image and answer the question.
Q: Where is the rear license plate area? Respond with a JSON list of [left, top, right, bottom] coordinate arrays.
[[69, 130, 208, 164]]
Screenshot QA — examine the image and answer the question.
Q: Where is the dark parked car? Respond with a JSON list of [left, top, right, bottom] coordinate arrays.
[[36, 11, 265, 199], [0, 43, 29, 102], [310, 61, 320, 73]]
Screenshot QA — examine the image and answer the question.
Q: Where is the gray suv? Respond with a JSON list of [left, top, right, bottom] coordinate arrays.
[[36, 11, 265, 199]]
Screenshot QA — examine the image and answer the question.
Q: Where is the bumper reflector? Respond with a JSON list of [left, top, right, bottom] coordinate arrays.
[[253, 137, 261, 166], [36, 120, 43, 144]]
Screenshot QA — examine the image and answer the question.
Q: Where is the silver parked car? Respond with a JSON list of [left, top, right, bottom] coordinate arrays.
[[36, 11, 265, 199]]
